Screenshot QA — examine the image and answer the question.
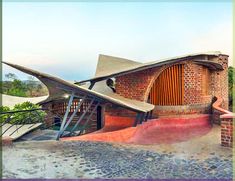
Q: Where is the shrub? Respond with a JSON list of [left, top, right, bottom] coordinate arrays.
[[0, 106, 11, 123], [0, 102, 46, 124]]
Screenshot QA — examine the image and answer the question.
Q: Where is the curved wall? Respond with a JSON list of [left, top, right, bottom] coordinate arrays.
[[62, 114, 212, 145], [110, 55, 228, 117]]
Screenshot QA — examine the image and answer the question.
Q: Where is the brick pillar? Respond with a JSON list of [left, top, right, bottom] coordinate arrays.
[[210, 55, 229, 110], [221, 116, 233, 147]]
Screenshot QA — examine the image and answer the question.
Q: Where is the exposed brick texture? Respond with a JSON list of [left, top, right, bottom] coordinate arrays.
[[115, 67, 162, 101], [221, 117, 233, 147], [184, 62, 204, 104], [105, 104, 137, 118], [152, 103, 211, 118], [112, 55, 229, 118], [210, 55, 229, 110]]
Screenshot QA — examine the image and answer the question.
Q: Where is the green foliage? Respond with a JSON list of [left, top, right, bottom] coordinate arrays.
[[1, 73, 48, 97], [228, 66, 235, 112], [228, 66, 234, 82], [0, 102, 46, 124], [12, 102, 46, 124], [228, 66, 235, 104], [0, 106, 11, 123]]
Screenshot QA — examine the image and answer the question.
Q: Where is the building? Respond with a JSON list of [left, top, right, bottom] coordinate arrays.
[[3, 51, 233, 147]]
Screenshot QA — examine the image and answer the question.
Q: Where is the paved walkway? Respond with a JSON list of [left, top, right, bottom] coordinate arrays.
[[2, 126, 232, 179]]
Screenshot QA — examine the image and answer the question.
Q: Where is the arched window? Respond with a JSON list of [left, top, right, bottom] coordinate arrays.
[[148, 64, 184, 105]]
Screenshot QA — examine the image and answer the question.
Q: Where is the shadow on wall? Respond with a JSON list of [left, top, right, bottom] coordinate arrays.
[[61, 114, 212, 145]]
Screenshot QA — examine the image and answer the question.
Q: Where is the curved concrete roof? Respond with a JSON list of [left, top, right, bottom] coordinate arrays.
[[78, 51, 225, 83], [95, 54, 142, 78], [3, 62, 154, 113]]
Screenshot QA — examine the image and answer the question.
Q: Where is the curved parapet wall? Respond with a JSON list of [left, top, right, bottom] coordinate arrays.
[[212, 96, 232, 124], [212, 96, 231, 115], [62, 114, 212, 145], [212, 96, 234, 147]]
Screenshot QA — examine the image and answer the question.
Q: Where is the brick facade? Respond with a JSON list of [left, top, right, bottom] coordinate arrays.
[[105, 104, 136, 118], [115, 67, 162, 101], [183, 62, 207, 105], [153, 103, 211, 117], [109, 55, 228, 118], [210, 55, 229, 110]]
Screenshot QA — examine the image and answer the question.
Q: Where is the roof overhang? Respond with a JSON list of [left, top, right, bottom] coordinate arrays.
[[77, 51, 225, 84], [3, 61, 154, 113]]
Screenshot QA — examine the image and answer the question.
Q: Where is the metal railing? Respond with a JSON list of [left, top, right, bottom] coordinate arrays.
[[0, 108, 47, 137]]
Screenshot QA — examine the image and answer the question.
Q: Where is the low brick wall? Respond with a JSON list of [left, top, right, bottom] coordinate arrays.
[[105, 104, 137, 117], [221, 116, 233, 147], [212, 96, 234, 148], [153, 103, 211, 117]]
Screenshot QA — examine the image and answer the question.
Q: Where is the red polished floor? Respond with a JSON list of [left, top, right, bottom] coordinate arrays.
[[61, 114, 212, 145]]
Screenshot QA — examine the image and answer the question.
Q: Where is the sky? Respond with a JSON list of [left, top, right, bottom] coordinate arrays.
[[2, 1, 233, 81]]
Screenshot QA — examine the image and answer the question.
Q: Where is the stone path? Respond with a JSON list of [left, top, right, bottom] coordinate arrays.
[[3, 140, 232, 179]]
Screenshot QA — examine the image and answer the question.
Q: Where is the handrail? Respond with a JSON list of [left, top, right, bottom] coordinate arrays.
[[0, 108, 48, 115], [212, 96, 234, 118]]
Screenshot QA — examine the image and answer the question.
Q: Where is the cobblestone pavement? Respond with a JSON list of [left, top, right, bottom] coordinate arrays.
[[3, 140, 232, 179]]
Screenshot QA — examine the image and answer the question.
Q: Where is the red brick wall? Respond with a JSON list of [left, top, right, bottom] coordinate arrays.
[[221, 117, 233, 147], [210, 55, 229, 110], [183, 61, 215, 105], [115, 67, 162, 101], [108, 55, 228, 118], [105, 103, 137, 117], [183, 62, 204, 104], [152, 103, 211, 118], [115, 61, 217, 106]]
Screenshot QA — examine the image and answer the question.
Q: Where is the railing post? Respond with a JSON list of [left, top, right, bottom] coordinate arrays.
[[60, 95, 87, 134], [56, 92, 75, 140], [70, 98, 95, 134]]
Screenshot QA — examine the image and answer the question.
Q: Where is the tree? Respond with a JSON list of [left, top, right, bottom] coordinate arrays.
[[26, 76, 36, 96]]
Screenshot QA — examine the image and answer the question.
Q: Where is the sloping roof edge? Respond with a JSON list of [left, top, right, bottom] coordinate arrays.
[[95, 54, 142, 77], [78, 51, 225, 84], [3, 61, 154, 113]]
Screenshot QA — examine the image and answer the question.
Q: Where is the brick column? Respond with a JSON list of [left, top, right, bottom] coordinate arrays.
[[210, 55, 229, 110], [221, 115, 234, 147]]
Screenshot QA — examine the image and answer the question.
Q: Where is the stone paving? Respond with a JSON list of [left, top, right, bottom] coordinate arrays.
[[3, 140, 232, 179]]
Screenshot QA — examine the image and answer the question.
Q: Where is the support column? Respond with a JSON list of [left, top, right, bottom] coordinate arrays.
[[56, 92, 75, 140], [60, 95, 87, 134], [70, 98, 95, 134]]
